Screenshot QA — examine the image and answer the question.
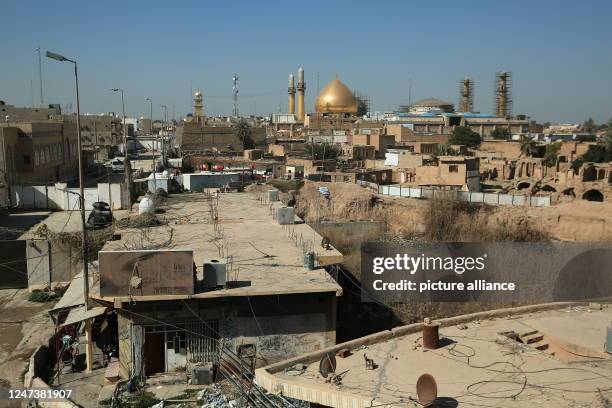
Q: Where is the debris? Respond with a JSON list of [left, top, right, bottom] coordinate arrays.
[[336, 348, 351, 358], [456, 323, 468, 330]]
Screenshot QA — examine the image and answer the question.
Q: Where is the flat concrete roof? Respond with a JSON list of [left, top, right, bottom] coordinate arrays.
[[256, 304, 612, 407], [93, 192, 342, 303]]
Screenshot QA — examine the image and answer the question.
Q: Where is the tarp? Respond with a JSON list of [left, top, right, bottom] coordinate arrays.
[[60, 306, 107, 327], [49, 261, 100, 317]]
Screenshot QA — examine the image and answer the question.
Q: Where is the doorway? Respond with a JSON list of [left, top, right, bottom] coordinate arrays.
[[144, 333, 165, 375]]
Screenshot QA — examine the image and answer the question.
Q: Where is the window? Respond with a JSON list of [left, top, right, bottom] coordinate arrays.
[[449, 165, 459, 173], [23, 155, 31, 165], [34, 147, 40, 165]]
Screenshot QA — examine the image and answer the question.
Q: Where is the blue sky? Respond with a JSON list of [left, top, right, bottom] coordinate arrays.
[[1, 0, 611, 123]]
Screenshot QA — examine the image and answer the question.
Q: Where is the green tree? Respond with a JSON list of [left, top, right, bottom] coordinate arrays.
[[491, 128, 511, 140], [519, 137, 538, 157], [435, 143, 457, 156], [233, 119, 255, 149], [543, 142, 561, 166], [449, 126, 481, 148], [582, 117, 596, 133], [305, 142, 341, 160]]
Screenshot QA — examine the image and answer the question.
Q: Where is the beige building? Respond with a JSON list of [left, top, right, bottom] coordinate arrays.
[[352, 133, 396, 158], [0, 121, 79, 187], [341, 144, 375, 161], [412, 156, 480, 191], [177, 122, 266, 153]]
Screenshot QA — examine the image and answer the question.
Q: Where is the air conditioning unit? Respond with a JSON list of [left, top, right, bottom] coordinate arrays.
[[203, 259, 227, 288], [277, 206, 295, 225], [192, 363, 214, 385]]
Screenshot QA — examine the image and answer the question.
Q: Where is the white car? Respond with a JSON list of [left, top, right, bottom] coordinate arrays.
[[106, 158, 125, 172]]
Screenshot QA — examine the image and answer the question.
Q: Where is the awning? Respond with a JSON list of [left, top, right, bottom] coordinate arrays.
[[59, 306, 107, 327]]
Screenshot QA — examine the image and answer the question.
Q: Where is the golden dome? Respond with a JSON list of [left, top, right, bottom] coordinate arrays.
[[314, 78, 358, 114]]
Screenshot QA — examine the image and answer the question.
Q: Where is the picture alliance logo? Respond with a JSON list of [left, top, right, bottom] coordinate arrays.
[[372, 253, 488, 275]]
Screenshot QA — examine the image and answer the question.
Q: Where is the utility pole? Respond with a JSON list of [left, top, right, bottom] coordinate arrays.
[[146, 98, 155, 192], [161, 105, 168, 167], [111, 88, 130, 208]]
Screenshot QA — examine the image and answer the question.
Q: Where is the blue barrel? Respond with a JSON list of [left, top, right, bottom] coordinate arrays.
[[303, 251, 315, 270]]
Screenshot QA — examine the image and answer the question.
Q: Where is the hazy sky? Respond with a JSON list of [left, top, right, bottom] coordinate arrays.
[[1, 0, 611, 123]]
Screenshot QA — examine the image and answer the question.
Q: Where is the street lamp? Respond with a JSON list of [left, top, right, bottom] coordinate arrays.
[[110, 88, 127, 157], [46, 50, 93, 372], [145, 98, 156, 192], [161, 104, 168, 166], [111, 88, 131, 207]]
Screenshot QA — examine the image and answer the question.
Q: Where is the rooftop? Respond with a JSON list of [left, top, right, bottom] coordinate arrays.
[[92, 192, 343, 303], [256, 304, 612, 407]]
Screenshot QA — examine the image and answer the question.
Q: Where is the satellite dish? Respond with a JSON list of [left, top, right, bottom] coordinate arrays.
[[318, 352, 337, 378], [416, 373, 437, 407]]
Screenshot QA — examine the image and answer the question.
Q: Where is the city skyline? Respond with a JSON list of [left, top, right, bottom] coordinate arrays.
[[1, 0, 612, 123]]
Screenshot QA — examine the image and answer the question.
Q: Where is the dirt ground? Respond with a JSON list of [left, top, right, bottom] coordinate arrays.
[[293, 181, 612, 241], [0, 289, 56, 408]]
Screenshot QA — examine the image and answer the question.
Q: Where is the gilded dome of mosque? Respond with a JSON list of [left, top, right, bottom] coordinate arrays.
[[314, 78, 358, 114]]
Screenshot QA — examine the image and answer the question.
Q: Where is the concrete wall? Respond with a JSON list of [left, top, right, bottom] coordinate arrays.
[[10, 182, 125, 210], [116, 292, 337, 378], [179, 172, 243, 191]]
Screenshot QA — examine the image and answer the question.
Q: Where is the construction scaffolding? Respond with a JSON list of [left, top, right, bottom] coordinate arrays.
[[495, 71, 513, 118], [459, 77, 474, 112]]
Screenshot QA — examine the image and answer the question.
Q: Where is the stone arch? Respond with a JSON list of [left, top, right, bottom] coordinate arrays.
[[517, 181, 531, 190], [582, 189, 604, 202], [541, 184, 557, 192]]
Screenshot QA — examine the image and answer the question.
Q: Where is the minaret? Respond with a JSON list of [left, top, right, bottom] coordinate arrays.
[[495, 71, 512, 118], [193, 90, 204, 123], [288, 74, 296, 114], [297, 67, 306, 121], [459, 77, 474, 112]]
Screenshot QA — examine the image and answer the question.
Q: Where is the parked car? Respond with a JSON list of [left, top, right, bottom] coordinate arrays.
[[105, 158, 125, 172], [86, 202, 113, 230]]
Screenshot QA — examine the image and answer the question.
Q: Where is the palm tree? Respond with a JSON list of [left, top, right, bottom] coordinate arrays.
[[233, 119, 254, 149], [520, 137, 537, 157]]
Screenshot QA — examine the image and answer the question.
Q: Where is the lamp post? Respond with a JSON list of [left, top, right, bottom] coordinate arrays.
[[46, 50, 93, 373], [161, 104, 167, 166], [145, 98, 156, 192], [111, 88, 131, 208]]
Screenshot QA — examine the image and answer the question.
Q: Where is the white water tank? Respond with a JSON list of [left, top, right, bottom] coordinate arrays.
[[138, 196, 155, 215]]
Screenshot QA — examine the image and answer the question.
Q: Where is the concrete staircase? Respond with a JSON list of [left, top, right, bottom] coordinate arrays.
[[519, 330, 555, 356]]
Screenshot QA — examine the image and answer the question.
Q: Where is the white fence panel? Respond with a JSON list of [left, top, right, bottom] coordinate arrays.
[[483, 193, 499, 205], [389, 186, 401, 196], [469, 192, 484, 203], [456, 191, 470, 202], [409, 187, 422, 198], [400, 187, 411, 197], [498, 194, 514, 206]]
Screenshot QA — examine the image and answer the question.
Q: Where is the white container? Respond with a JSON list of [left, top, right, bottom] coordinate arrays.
[[138, 196, 155, 215]]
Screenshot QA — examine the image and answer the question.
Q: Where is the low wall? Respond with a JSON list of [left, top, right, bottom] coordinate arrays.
[[258, 301, 585, 375], [378, 184, 551, 207], [10, 182, 125, 210]]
